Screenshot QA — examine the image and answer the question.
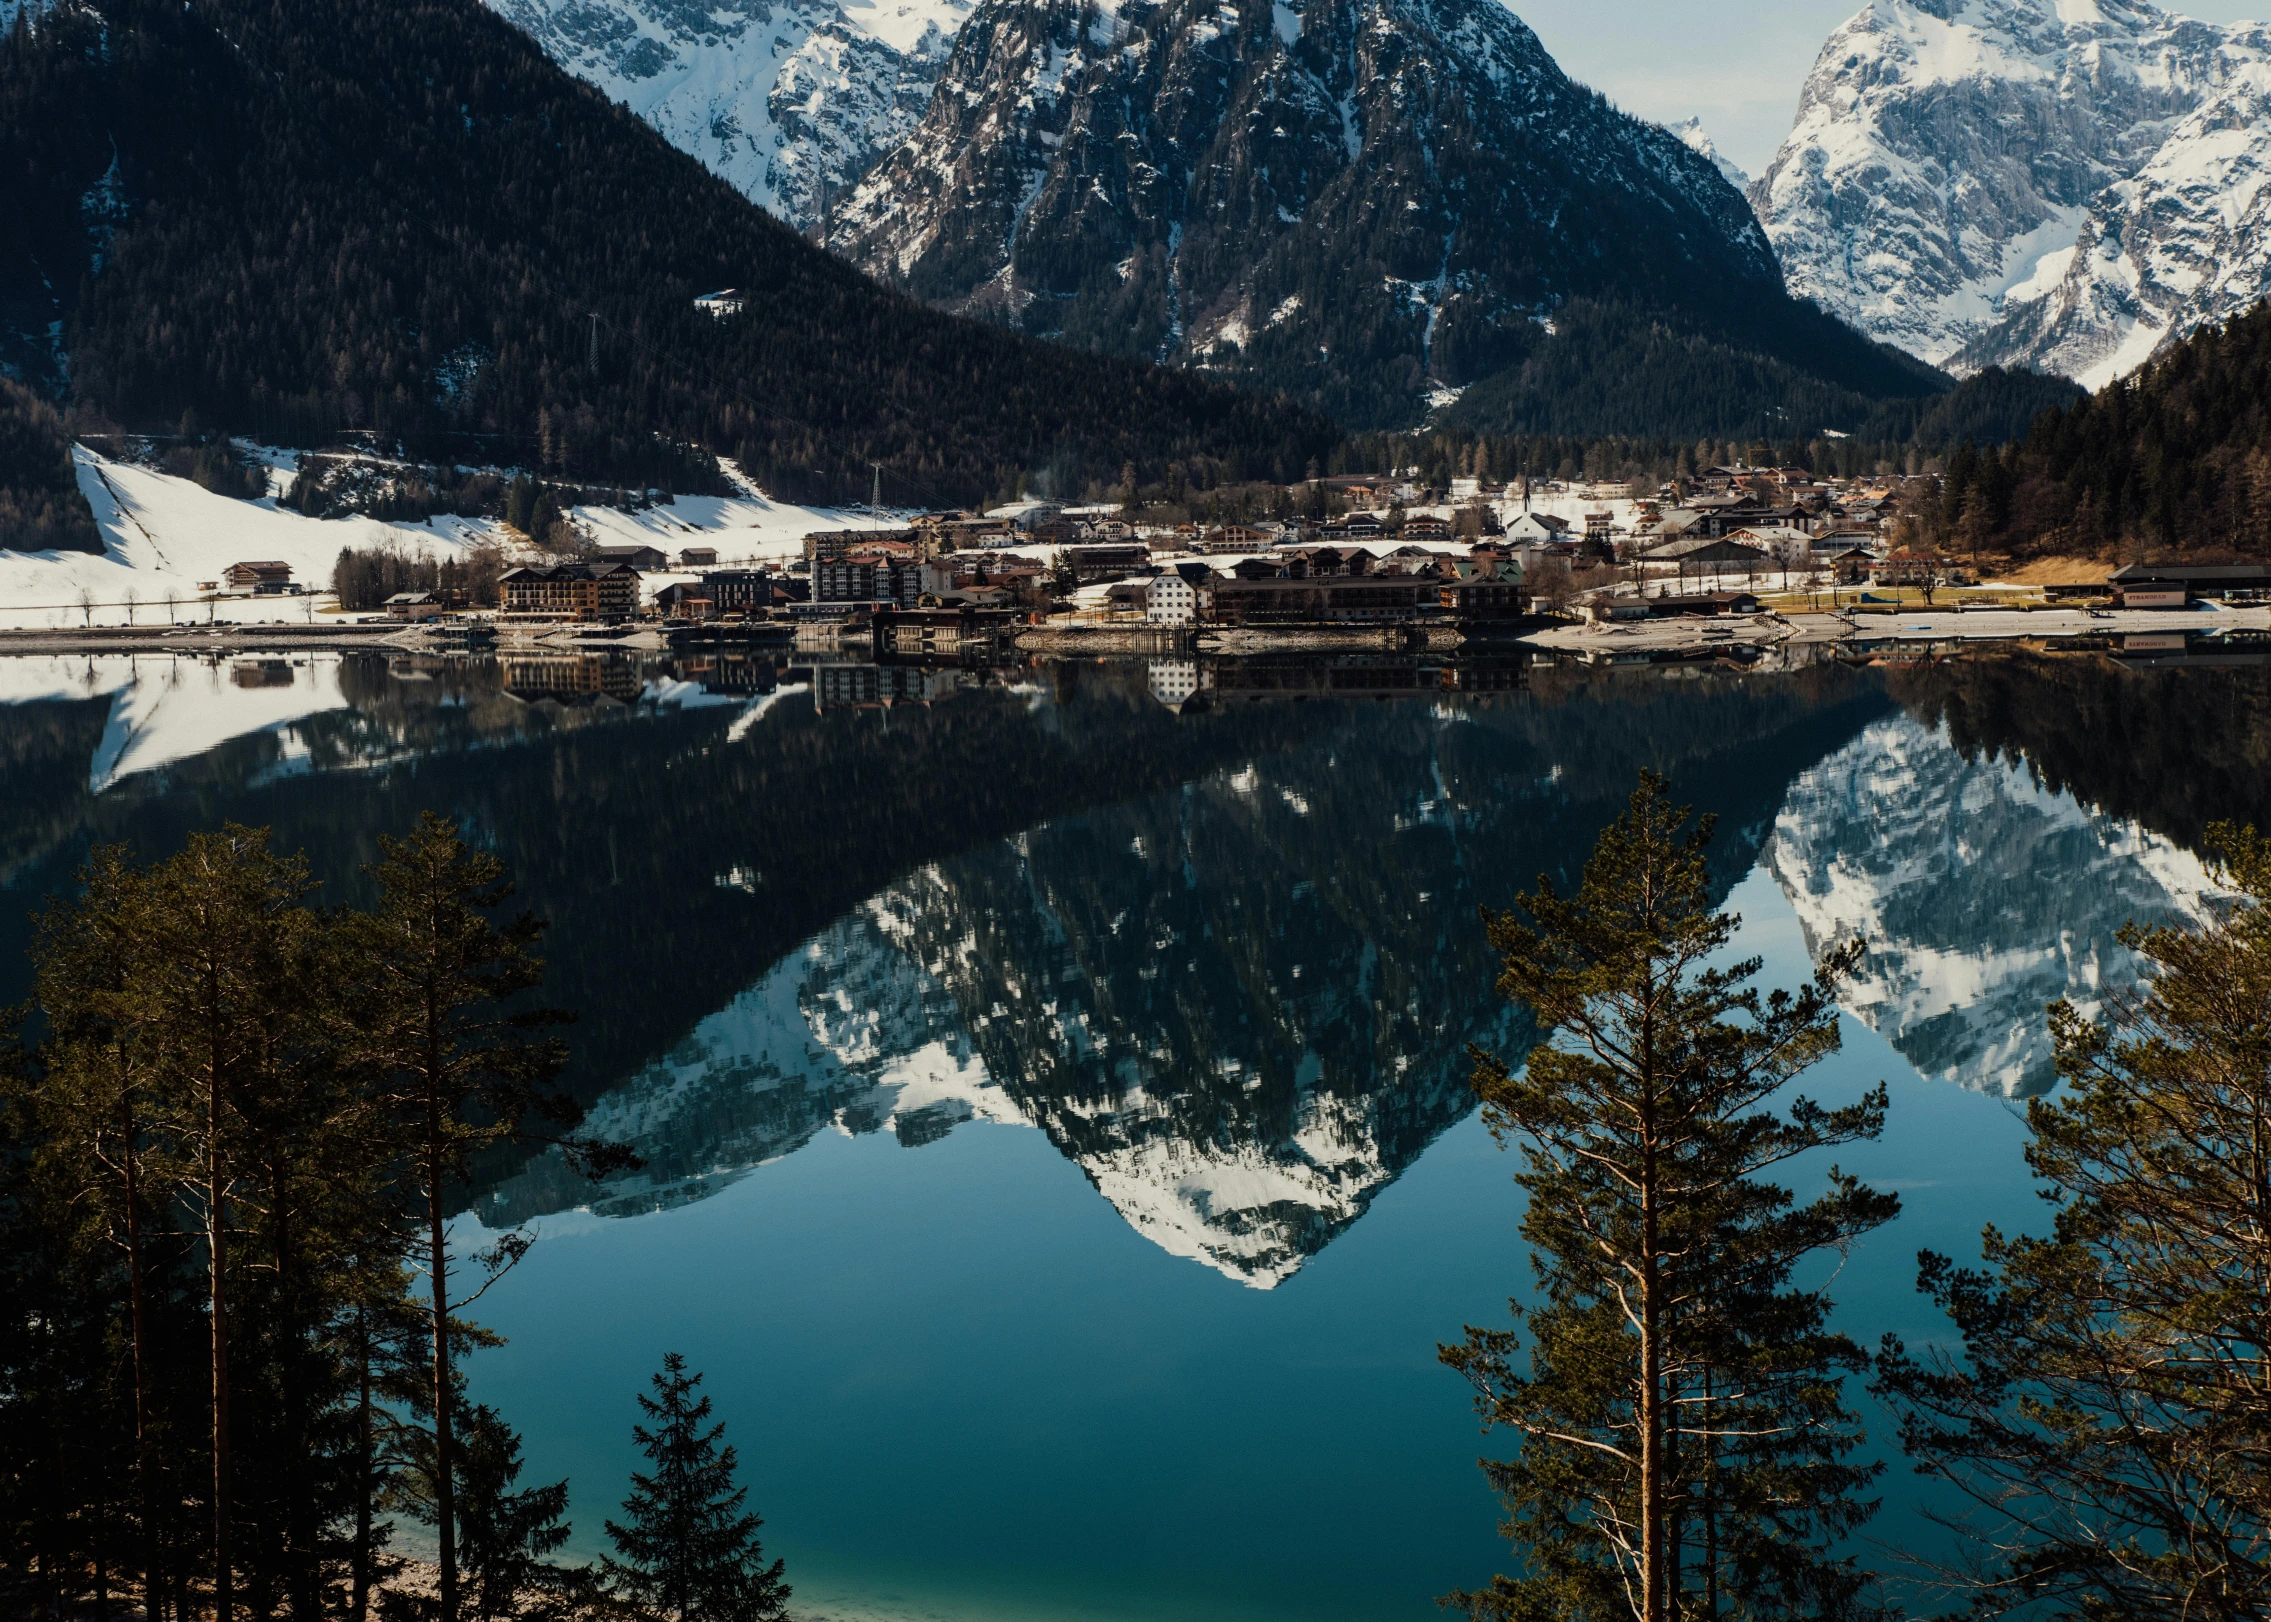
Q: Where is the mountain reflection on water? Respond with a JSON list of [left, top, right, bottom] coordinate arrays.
[[2, 645, 2265, 1281], [1770, 715, 2216, 1097]]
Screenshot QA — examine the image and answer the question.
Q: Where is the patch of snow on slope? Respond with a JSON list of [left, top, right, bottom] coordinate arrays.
[[0, 448, 491, 629], [568, 463, 879, 568]]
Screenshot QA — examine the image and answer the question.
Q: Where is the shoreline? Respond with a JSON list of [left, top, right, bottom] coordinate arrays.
[[2, 605, 2264, 660]]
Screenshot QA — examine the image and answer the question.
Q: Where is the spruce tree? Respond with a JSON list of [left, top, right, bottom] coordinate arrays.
[[137, 826, 332, 1622], [456, 1405, 573, 1622], [1442, 771, 1898, 1622], [604, 1355, 789, 1622], [396, 1396, 575, 1622], [29, 848, 170, 1622], [1878, 822, 2271, 1617], [337, 812, 621, 1622]]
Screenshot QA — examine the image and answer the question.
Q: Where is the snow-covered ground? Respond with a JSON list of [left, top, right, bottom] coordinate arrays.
[[570, 464, 880, 568], [0, 447, 491, 629], [0, 449, 876, 627]]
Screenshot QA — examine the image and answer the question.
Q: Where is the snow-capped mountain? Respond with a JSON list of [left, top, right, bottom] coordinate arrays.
[[1955, 61, 2271, 385], [473, 664, 1896, 1285], [833, 0, 1787, 428], [1670, 117, 1749, 192], [485, 0, 972, 231], [1769, 714, 2218, 1097], [1753, 0, 2271, 375]]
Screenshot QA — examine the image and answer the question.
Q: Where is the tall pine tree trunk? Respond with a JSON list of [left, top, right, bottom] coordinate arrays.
[[428, 1094, 457, 1622], [352, 1309, 372, 1622], [1638, 1144, 1664, 1622], [120, 1087, 158, 1622], [1637, 991, 1667, 1622], [208, 1129, 231, 1622]]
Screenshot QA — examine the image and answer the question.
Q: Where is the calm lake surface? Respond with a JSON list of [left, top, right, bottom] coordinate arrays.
[[3, 642, 2266, 1621]]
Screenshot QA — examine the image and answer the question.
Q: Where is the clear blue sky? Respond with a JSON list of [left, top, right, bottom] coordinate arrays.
[[1509, 0, 2269, 176]]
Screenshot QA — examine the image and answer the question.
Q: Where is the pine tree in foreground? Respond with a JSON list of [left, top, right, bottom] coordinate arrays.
[[399, 1398, 576, 1622], [1442, 770, 1899, 1622], [338, 811, 631, 1622], [1877, 822, 2271, 1618], [604, 1354, 789, 1622]]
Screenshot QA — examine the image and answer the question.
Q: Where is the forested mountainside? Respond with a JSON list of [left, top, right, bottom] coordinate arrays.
[[0, 0, 1331, 509], [1933, 304, 2271, 558], [1756, 0, 2271, 384], [834, 0, 1944, 434], [0, 379, 97, 551], [1437, 302, 2059, 443]]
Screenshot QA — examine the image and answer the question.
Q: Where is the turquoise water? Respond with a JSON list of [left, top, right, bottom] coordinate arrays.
[[0, 646, 2241, 1619], [461, 863, 2038, 1622]]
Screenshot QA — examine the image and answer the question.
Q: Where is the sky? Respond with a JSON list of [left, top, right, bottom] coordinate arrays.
[[1508, 0, 2271, 177]]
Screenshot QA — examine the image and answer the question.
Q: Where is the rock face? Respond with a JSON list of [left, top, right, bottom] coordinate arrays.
[[833, 0, 1786, 428], [1954, 61, 2271, 385], [1768, 714, 2217, 1097], [1753, 0, 2270, 378], [485, 0, 972, 233]]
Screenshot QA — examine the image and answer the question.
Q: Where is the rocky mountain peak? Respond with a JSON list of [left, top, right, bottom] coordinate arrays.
[[834, 0, 1786, 427], [1754, 0, 2271, 377]]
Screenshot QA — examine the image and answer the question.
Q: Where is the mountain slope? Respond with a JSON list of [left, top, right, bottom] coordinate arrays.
[[1956, 61, 2271, 386], [1935, 301, 2271, 556], [0, 0, 1331, 507], [1754, 0, 2271, 375], [836, 0, 1938, 431], [485, 0, 970, 234]]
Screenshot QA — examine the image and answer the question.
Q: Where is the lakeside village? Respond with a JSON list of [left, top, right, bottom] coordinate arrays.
[[196, 462, 2271, 647]]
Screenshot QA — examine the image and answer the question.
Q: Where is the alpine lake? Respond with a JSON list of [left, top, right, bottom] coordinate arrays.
[[3, 634, 2266, 1622]]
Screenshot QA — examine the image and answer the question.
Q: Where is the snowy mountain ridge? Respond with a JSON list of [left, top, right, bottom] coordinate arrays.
[[1953, 58, 2271, 384], [483, 849, 1418, 1288], [1670, 118, 1749, 193], [1754, 0, 2271, 383], [484, 0, 973, 232], [831, 0, 1796, 428]]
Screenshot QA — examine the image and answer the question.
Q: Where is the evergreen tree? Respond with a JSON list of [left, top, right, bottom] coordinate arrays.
[[29, 848, 171, 1622], [1442, 771, 1898, 1622], [2, 816, 598, 1620], [336, 813, 616, 1622], [1878, 822, 2271, 1618], [395, 1396, 575, 1622], [457, 1405, 573, 1622], [135, 827, 334, 1622], [604, 1355, 788, 1622]]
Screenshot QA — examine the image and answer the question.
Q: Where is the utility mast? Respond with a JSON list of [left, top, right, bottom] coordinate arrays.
[[587, 312, 600, 372], [869, 462, 883, 528]]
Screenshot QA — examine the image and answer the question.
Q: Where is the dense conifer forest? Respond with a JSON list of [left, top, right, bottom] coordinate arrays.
[[1933, 304, 2271, 558], [1438, 298, 1968, 444], [0, 0, 1334, 513], [0, 380, 100, 552], [1342, 368, 2089, 497]]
